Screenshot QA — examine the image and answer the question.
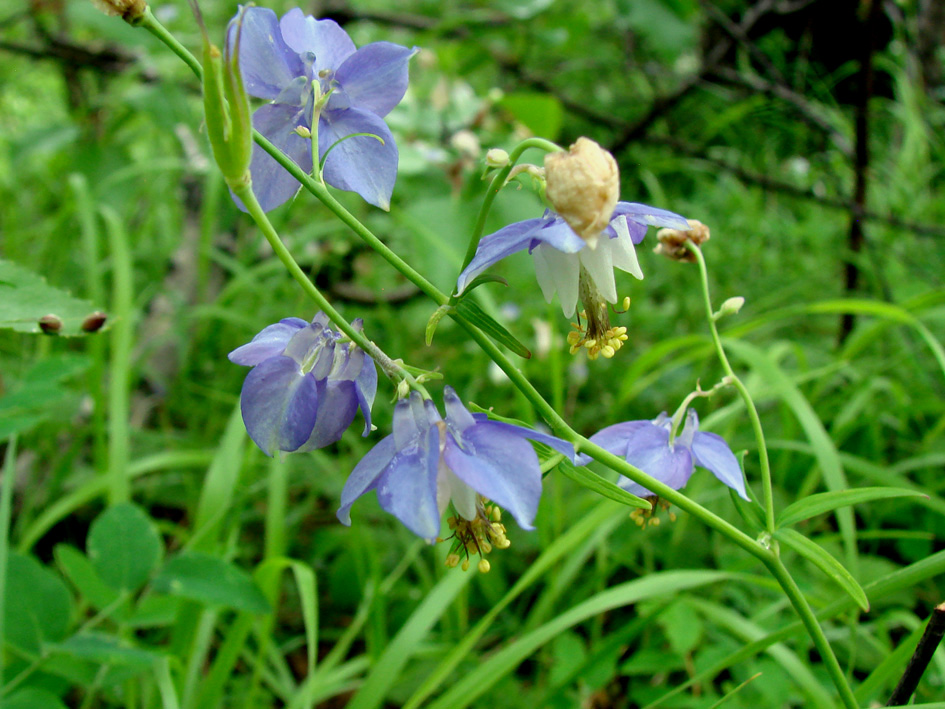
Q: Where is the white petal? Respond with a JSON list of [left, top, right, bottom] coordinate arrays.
[[532, 245, 580, 318], [579, 236, 618, 304], [447, 469, 478, 520], [610, 216, 644, 280]]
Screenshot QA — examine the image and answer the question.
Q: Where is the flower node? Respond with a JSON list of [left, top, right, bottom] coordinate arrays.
[[654, 219, 711, 262]]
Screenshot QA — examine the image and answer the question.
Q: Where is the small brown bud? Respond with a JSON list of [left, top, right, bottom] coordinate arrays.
[[544, 137, 619, 248], [92, 0, 148, 23], [654, 219, 711, 262], [81, 311, 108, 333], [38, 314, 62, 335]]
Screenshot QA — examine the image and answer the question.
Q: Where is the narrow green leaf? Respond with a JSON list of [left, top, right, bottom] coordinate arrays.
[[87, 503, 163, 592], [458, 273, 509, 293], [53, 632, 159, 668], [775, 527, 869, 612], [152, 552, 270, 614], [454, 298, 531, 359], [254, 557, 319, 679], [557, 459, 650, 509], [729, 488, 765, 532], [0, 259, 104, 336], [191, 403, 246, 552], [426, 571, 729, 709], [776, 487, 925, 529], [5, 688, 69, 709], [348, 570, 473, 709]]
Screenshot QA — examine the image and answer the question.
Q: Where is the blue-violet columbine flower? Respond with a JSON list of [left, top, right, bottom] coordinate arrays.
[[228, 313, 377, 455], [337, 388, 574, 541], [577, 410, 749, 501], [234, 6, 417, 211], [456, 203, 689, 359]]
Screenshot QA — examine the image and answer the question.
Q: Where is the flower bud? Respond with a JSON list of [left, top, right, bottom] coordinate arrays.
[[717, 296, 745, 318], [193, 2, 253, 188], [544, 137, 619, 249], [485, 148, 510, 168], [93, 0, 147, 24], [654, 219, 711, 262]]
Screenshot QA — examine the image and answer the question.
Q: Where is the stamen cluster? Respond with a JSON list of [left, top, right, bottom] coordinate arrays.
[[567, 311, 629, 360], [443, 501, 511, 573]]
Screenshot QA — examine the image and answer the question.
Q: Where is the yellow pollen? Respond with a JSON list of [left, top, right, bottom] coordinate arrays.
[[443, 500, 512, 572], [478, 559, 491, 573]]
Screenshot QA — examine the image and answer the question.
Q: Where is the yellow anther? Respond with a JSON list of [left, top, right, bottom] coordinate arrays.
[[583, 339, 597, 348], [601, 345, 615, 358], [622, 296, 631, 310], [461, 559, 470, 571], [478, 559, 491, 573], [650, 517, 660, 527], [445, 553, 460, 568]]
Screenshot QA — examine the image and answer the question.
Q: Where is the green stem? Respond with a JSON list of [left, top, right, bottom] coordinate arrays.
[[251, 131, 447, 305], [459, 137, 562, 276], [140, 7, 203, 78], [231, 180, 423, 393], [102, 207, 134, 505], [763, 554, 859, 709], [688, 243, 776, 533]]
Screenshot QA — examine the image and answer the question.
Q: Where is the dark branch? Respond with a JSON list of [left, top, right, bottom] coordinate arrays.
[[887, 602, 945, 705]]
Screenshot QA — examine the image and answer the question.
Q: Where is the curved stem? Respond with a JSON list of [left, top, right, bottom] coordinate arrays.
[[763, 554, 859, 709], [231, 181, 423, 394], [459, 137, 562, 275], [140, 8, 203, 78], [688, 243, 776, 533]]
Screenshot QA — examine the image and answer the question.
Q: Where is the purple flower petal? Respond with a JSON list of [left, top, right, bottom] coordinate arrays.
[[228, 318, 307, 366], [355, 356, 378, 436], [577, 421, 653, 465], [478, 420, 576, 462], [279, 11, 356, 74], [693, 431, 750, 500], [239, 355, 318, 456], [455, 218, 546, 295], [443, 387, 476, 433], [612, 202, 689, 231], [443, 427, 542, 530], [298, 379, 358, 450], [336, 42, 417, 117], [318, 107, 398, 210], [235, 7, 305, 100], [337, 435, 397, 525], [531, 215, 586, 253], [377, 425, 442, 540], [603, 213, 648, 244], [239, 103, 313, 212], [618, 422, 694, 496]]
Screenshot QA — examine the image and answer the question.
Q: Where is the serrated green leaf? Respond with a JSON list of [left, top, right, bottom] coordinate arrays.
[[0, 260, 104, 336], [152, 552, 270, 614], [776, 487, 925, 529], [557, 459, 650, 509], [775, 528, 869, 612], [454, 298, 531, 359], [3, 552, 72, 654], [87, 503, 163, 592]]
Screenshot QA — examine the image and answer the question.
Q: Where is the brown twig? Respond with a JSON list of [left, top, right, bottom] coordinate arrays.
[[887, 602, 945, 705]]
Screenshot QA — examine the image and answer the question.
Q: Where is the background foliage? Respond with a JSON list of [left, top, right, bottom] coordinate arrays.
[[2, 0, 945, 706]]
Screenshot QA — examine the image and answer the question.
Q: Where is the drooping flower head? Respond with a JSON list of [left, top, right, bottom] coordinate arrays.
[[456, 202, 689, 358], [337, 388, 574, 551], [578, 409, 749, 505], [228, 313, 377, 455], [234, 6, 417, 211]]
